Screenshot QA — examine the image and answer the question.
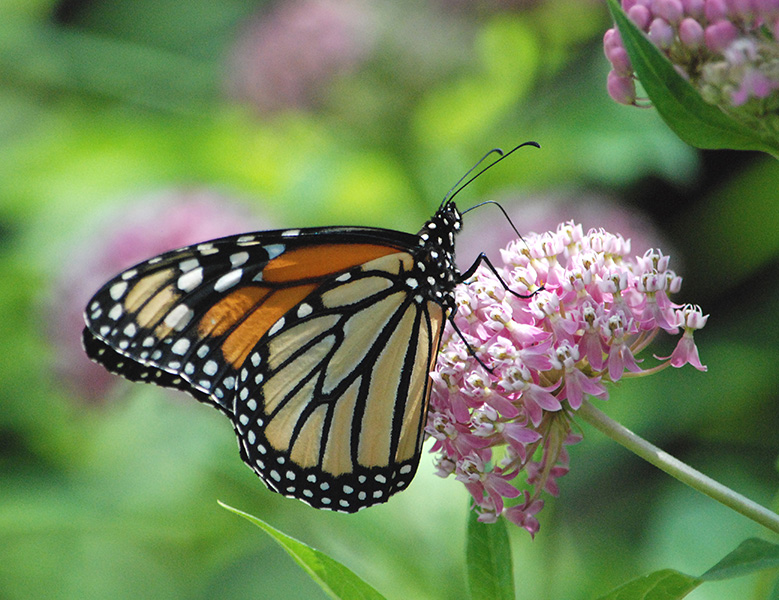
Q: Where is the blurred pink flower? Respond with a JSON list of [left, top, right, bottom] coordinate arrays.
[[227, 0, 377, 114], [47, 188, 270, 402]]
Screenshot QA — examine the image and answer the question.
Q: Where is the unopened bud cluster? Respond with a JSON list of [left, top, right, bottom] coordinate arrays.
[[605, 0, 779, 121]]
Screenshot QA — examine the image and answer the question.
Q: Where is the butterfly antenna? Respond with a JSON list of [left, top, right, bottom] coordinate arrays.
[[440, 141, 540, 209], [440, 148, 505, 209]]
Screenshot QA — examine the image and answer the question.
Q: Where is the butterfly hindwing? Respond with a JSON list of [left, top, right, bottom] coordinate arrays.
[[82, 330, 215, 405], [232, 251, 446, 511]]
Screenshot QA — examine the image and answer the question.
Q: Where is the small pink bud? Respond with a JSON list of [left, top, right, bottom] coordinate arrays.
[[732, 70, 779, 104], [724, 0, 753, 17], [655, 0, 685, 21], [682, 0, 706, 18], [603, 28, 623, 53], [648, 18, 676, 48], [607, 70, 637, 104], [751, 73, 777, 97], [679, 17, 705, 46], [622, 0, 639, 10], [704, 19, 739, 52], [606, 45, 634, 75], [628, 4, 653, 28], [705, 0, 729, 20]]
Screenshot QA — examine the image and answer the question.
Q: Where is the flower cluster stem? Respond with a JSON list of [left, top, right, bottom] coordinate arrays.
[[577, 400, 779, 535]]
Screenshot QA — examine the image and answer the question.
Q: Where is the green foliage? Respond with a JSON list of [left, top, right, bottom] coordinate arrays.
[[597, 538, 779, 599], [221, 504, 779, 600], [466, 507, 515, 600], [220, 503, 386, 600]]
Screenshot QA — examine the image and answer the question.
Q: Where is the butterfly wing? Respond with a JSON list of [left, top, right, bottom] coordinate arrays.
[[232, 249, 445, 511], [83, 226, 446, 511]]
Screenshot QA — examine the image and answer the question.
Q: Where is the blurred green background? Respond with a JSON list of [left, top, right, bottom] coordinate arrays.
[[1, 0, 777, 598]]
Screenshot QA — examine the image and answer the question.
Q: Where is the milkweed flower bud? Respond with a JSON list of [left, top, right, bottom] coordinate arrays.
[[427, 222, 707, 535], [604, 0, 779, 127]]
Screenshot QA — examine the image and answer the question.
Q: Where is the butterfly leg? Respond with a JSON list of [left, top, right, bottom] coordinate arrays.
[[460, 252, 539, 299], [446, 316, 495, 374]]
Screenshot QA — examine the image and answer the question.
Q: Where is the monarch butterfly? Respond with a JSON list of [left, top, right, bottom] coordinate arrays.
[[83, 143, 538, 512]]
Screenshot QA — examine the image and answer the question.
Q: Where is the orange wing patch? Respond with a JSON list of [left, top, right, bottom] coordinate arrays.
[[198, 284, 317, 368], [199, 286, 273, 337], [262, 244, 402, 282]]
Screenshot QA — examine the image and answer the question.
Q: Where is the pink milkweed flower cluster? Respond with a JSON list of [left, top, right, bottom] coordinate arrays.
[[427, 222, 708, 536], [227, 0, 376, 114], [605, 0, 779, 116]]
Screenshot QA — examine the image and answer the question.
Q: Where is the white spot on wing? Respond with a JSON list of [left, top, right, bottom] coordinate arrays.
[[177, 267, 203, 292], [203, 360, 218, 376], [265, 244, 285, 259], [108, 304, 123, 320], [179, 258, 200, 272], [171, 338, 190, 355], [164, 304, 194, 331], [214, 269, 242, 292], [109, 281, 128, 300], [230, 251, 249, 267], [268, 317, 285, 336]]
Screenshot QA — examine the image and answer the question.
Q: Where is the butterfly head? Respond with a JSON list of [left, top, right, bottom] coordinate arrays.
[[409, 201, 463, 311], [420, 201, 461, 250]]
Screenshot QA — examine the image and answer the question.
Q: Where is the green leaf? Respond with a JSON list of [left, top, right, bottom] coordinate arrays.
[[466, 507, 515, 600], [606, 0, 779, 155], [597, 538, 779, 600], [596, 569, 700, 600], [701, 538, 779, 580], [219, 502, 386, 600]]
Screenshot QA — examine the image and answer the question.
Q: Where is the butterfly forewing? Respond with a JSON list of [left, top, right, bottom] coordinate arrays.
[[84, 234, 293, 415], [83, 204, 462, 512]]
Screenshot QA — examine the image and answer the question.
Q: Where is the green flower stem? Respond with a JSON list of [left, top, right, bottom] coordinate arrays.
[[577, 400, 779, 535]]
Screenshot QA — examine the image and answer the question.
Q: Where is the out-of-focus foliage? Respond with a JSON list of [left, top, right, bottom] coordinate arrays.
[[0, 0, 776, 599]]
